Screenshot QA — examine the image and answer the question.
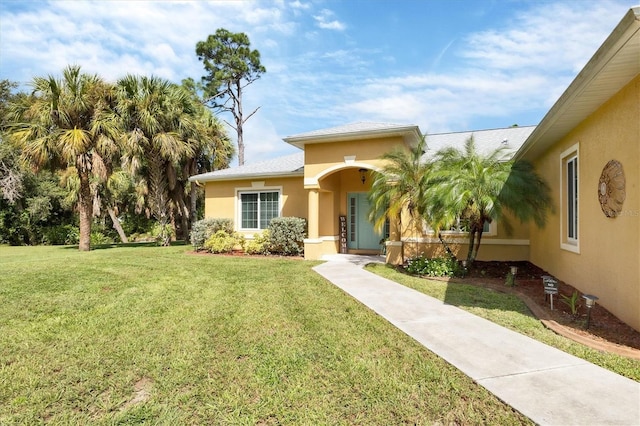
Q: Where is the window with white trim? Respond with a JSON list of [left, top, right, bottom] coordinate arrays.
[[239, 191, 280, 230], [561, 144, 579, 252]]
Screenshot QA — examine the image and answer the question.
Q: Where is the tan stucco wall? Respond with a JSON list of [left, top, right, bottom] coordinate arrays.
[[390, 206, 531, 263], [203, 176, 307, 235], [304, 136, 406, 180], [529, 75, 640, 331]]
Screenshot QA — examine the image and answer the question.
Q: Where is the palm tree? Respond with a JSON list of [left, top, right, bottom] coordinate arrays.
[[182, 94, 234, 232], [8, 66, 120, 251], [116, 75, 196, 245], [426, 136, 552, 264], [368, 137, 431, 256]]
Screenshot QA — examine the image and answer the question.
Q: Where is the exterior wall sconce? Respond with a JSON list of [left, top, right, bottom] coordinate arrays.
[[359, 168, 367, 184], [582, 294, 599, 329]]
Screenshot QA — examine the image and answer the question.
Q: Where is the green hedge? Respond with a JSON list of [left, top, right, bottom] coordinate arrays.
[[268, 217, 306, 256]]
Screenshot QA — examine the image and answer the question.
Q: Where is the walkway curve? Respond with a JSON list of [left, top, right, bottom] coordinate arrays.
[[314, 255, 640, 426]]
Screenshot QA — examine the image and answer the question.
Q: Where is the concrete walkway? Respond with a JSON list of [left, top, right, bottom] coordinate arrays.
[[314, 254, 640, 425]]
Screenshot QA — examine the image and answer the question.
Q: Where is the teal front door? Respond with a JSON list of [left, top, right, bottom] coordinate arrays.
[[347, 193, 382, 250]]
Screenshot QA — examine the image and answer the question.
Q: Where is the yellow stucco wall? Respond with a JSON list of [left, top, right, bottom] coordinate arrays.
[[203, 176, 306, 235], [393, 208, 531, 263], [304, 137, 405, 180], [529, 75, 640, 331]]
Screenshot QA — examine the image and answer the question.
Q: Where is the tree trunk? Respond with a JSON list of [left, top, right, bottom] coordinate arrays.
[[466, 226, 476, 264], [190, 182, 197, 227], [107, 206, 128, 243], [472, 227, 484, 263], [438, 232, 456, 259], [177, 195, 190, 242], [78, 171, 92, 251], [235, 81, 244, 166]]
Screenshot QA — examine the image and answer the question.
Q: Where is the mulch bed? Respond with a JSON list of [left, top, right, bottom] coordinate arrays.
[[445, 261, 640, 358]]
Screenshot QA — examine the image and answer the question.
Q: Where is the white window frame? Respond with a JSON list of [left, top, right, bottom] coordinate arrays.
[[236, 186, 282, 231], [560, 144, 580, 253]]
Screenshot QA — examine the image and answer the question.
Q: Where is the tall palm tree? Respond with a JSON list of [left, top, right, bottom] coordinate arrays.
[[426, 136, 552, 264], [116, 75, 196, 245], [8, 66, 120, 251], [368, 137, 431, 256], [183, 97, 234, 232]]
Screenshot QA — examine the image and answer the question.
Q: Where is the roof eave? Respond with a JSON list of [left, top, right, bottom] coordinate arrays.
[[515, 6, 640, 161], [284, 125, 422, 149], [189, 170, 304, 183]]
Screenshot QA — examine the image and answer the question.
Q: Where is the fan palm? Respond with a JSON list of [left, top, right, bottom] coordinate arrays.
[[8, 66, 120, 251], [116, 75, 196, 245], [426, 136, 552, 264]]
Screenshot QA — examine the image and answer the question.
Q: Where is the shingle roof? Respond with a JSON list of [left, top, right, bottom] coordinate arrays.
[[424, 126, 536, 159], [189, 152, 304, 182], [189, 125, 537, 183]]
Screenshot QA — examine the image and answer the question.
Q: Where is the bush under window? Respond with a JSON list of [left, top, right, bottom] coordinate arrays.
[[268, 217, 306, 256], [190, 218, 234, 250]]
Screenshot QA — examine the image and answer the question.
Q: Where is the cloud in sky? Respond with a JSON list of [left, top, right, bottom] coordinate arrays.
[[0, 0, 633, 164]]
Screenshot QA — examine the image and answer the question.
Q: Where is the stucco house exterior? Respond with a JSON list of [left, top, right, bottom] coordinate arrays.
[[515, 6, 639, 332], [190, 7, 639, 331], [189, 123, 535, 262]]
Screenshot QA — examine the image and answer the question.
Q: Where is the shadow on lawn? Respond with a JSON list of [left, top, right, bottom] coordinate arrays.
[[61, 241, 188, 251]]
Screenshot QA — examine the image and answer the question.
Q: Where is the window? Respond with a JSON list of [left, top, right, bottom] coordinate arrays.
[[561, 144, 579, 252], [239, 191, 280, 229], [423, 217, 494, 236], [446, 217, 491, 234], [566, 156, 578, 240]]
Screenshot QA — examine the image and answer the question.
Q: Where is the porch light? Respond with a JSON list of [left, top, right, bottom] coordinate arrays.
[[582, 294, 599, 329], [359, 168, 367, 184]]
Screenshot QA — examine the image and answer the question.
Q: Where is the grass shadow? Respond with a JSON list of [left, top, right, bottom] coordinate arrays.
[[60, 241, 188, 251]]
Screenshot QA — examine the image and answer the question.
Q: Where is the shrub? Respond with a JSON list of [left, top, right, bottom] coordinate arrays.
[[561, 290, 581, 317], [204, 230, 245, 254], [41, 224, 79, 245], [151, 222, 175, 246], [245, 229, 271, 255], [190, 218, 234, 250], [268, 217, 306, 256], [405, 256, 463, 277], [90, 231, 113, 246]]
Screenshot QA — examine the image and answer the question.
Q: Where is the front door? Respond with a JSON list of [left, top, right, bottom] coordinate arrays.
[[347, 193, 382, 250]]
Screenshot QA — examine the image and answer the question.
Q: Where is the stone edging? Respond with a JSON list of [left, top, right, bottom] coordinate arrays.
[[517, 293, 640, 360]]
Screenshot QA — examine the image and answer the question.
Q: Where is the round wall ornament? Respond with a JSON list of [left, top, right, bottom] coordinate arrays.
[[598, 159, 625, 218]]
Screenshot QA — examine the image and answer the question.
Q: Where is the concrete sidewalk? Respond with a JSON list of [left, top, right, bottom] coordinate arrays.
[[314, 255, 640, 426]]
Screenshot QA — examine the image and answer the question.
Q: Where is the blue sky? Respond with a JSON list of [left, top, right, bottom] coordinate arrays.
[[0, 0, 634, 165]]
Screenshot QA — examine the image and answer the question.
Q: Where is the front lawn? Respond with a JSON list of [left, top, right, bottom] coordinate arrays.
[[0, 245, 530, 424]]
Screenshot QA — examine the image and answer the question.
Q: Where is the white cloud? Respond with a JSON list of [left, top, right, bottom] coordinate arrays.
[[0, 0, 632, 164], [313, 9, 346, 31]]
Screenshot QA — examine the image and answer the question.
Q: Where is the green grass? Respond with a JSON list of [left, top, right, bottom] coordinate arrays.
[[0, 245, 531, 424], [367, 263, 640, 382]]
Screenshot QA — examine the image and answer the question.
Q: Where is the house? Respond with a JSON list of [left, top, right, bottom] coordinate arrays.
[[515, 6, 640, 332], [190, 7, 639, 331], [189, 123, 536, 263]]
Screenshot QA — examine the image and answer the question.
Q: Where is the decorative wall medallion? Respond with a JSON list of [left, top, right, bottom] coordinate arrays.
[[598, 159, 625, 218]]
